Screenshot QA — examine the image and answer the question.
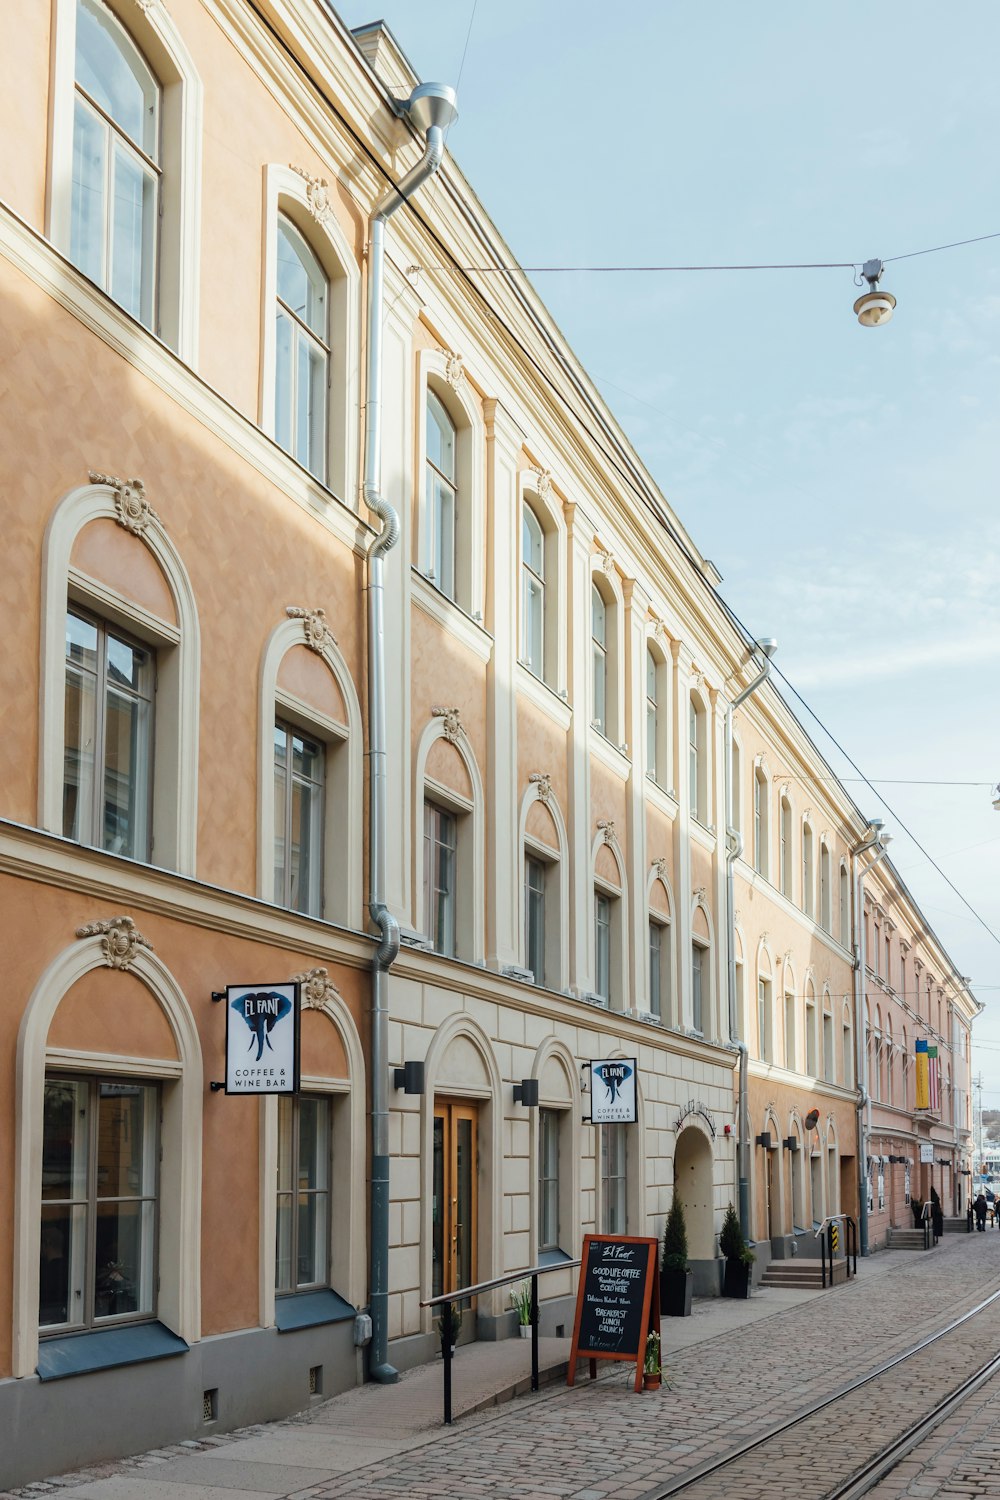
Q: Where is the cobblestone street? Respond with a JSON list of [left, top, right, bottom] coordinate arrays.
[[7, 1232, 1000, 1500]]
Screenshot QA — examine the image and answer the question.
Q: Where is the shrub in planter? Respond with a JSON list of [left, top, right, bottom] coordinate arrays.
[[720, 1202, 754, 1299], [661, 1196, 693, 1317]]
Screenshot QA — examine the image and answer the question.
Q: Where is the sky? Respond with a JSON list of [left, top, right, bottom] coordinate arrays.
[[334, 2, 1000, 1112]]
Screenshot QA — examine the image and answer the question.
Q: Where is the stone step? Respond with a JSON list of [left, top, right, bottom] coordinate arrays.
[[760, 1259, 849, 1289], [888, 1228, 930, 1249]]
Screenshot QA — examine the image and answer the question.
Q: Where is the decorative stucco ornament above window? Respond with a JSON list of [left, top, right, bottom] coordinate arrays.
[[530, 466, 552, 499], [597, 819, 616, 845], [652, 857, 669, 881], [443, 351, 465, 389], [75, 915, 154, 971], [290, 166, 334, 228], [431, 705, 464, 743], [292, 966, 342, 1011], [529, 772, 552, 803], [285, 606, 336, 654], [599, 549, 615, 577], [88, 470, 159, 536]]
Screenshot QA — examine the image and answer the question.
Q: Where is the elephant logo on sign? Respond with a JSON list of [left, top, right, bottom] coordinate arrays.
[[232, 990, 293, 1061], [594, 1061, 633, 1106]]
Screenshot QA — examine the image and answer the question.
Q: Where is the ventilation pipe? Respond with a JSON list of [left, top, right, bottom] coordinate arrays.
[[363, 81, 458, 1384], [724, 639, 776, 1244]]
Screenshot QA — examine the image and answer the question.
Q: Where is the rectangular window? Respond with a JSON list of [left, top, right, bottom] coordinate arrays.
[[688, 700, 698, 819], [646, 651, 658, 781], [785, 993, 796, 1070], [525, 856, 546, 986], [40, 1077, 158, 1332], [591, 587, 607, 736], [273, 720, 325, 916], [538, 1108, 560, 1252], [823, 1011, 834, 1080], [595, 893, 612, 1003], [649, 921, 663, 1019], [691, 942, 705, 1033], [276, 1094, 331, 1294], [64, 609, 154, 860], [600, 1123, 626, 1234], [758, 978, 769, 1062], [840, 866, 850, 945], [424, 802, 457, 956], [806, 1004, 817, 1075]]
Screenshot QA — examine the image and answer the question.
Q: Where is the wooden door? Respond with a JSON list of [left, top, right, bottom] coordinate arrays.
[[432, 1099, 478, 1324]]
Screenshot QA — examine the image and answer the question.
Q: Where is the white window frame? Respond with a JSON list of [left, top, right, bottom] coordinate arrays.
[[754, 765, 770, 877], [414, 717, 485, 963], [589, 566, 624, 747], [260, 166, 360, 504], [48, 0, 203, 362], [40, 481, 200, 876], [415, 352, 486, 620], [802, 820, 814, 918]]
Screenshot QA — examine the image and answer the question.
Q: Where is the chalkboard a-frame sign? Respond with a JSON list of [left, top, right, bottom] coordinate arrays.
[[567, 1234, 660, 1393]]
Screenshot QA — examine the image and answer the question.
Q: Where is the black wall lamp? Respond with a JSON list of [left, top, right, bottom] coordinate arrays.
[[513, 1078, 539, 1107], [393, 1061, 425, 1095], [755, 1131, 773, 1150], [782, 1136, 799, 1153]]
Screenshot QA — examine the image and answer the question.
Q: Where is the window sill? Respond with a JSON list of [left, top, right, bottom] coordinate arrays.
[[411, 571, 493, 662], [515, 661, 572, 730], [537, 1247, 574, 1268], [275, 1287, 355, 1332], [644, 777, 678, 821], [37, 1320, 188, 1382], [587, 728, 631, 778]]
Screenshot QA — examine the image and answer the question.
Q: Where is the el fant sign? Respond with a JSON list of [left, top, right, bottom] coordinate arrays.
[[588, 1059, 637, 1124], [223, 982, 300, 1094]]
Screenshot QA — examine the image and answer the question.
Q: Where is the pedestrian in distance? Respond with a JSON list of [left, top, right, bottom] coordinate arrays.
[[974, 1192, 988, 1231]]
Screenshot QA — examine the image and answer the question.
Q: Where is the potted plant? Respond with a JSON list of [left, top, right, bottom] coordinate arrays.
[[660, 1196, 693, 1317], [643, 1328, 662, 1391], [509, 1279, 533, 1337], [720, 1202, 754, 1299]]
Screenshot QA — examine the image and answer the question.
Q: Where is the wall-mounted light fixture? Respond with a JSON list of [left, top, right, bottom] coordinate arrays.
[[755, 1131, 773, 1150], [782, 1136, 799, 1153], [513, 1078, 539, 1107], [393, 1061, 425, 1095]]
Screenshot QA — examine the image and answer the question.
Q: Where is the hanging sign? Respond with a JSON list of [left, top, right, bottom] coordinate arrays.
[[567, 1235, 660, 1393], [919, 1142, 934, 1164], [224, 982, 300, 1094], [915, 1039, 930, 1110], [589, 1059, 637, 1123]]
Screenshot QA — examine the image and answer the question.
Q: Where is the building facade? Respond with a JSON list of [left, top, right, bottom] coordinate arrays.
[[0, 0, 979, 1485]]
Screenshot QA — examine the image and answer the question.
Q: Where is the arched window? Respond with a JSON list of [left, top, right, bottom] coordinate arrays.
[[730, 736, 742, 838], [593, 834, 625, 1007], [591, 583, 608, 736], [820, 841, 832, 932], [757, 949, 774, 1063], [802, 821, 814, 917], [885, 1014, 894, 1105], [521, 787, 567, 991], [425, 390, 458, 599], [780, 796, 792, 897], [691, 903, 713, 1034], [822, 992, 834, 1080], [648, 875, 673, 1024], [688, 690, 708, 824], [646, 647, 659, 780], [754, 766, 769, 877], [417, 720, 484, 963], [784, 984, 797, 1070], [274, 216, 330, 481], [805, 981, 818, 1075], [521, 502, 545, 678], [840, 861, 850, 946], [902, 1026, 909, 1108], [70, 0, 160, 327], [842, 1002, 854, 1088]]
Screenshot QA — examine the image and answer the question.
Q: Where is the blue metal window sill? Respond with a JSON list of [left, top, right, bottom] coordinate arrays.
[[274, 1288, 355, 1332], [37, 1320, 188, 1382], [537, 1247, 573, 1268]]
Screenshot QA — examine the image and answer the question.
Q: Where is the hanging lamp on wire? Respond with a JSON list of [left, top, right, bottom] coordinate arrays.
[[854, 258, 896, 326]]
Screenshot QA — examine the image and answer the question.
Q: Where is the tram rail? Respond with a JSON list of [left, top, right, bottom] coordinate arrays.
[[639, 1285, 1000, 1500]]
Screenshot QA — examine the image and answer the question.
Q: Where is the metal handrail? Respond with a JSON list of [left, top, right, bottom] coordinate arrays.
[[420, 1257, 582, 1425], [815, 1214, 857, 1288]]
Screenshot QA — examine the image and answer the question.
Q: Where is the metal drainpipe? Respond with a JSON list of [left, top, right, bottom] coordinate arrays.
[[724, 641, 775, 1243], [851, 834, 888, 1257], [363, 83, 457, 1384]]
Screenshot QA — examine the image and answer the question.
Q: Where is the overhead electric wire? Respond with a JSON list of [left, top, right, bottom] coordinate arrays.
[[273, 2, 1000, 958]]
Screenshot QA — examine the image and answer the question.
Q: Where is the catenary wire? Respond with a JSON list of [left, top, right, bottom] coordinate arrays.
[[262, 2, 1000, 955]]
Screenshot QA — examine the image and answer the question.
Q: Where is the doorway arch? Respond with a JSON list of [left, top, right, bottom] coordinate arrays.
[[674, 1126, 714, 1260]]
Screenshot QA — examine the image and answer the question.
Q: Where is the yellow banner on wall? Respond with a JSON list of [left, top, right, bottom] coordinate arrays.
[[915, 1039, 930, 1110]]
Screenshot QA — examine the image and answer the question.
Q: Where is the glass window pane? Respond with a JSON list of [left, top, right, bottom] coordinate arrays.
[[591, 585, 605, 647], [94, 1199, 146, 1318], [297, 1098, 328, 1193], [275, 309, 293, 455], [432, 473, 456, 597], [426, 390, 455, 479], [71, 97, 106, 286], [277, 1095, 294, 1193], [102, 685, 151, 858], [76, 0, 158, 155], [110, 143, 156, 327], [64, 663, 97, 842], [593, 641, 606, 733], [96, 1083, 148, 1199], [524, 574, 543, 675], [40, 1202, 87, 1329], [523, 505, 543, 575], [42, 1079, 89, 1201], [277, 219, 327, 338], [275, 1194, 293, 1293]]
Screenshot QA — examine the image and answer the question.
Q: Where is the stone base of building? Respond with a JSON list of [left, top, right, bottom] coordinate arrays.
[[690, 1257, 723, 1297], [0, 1323, 361, 1491]]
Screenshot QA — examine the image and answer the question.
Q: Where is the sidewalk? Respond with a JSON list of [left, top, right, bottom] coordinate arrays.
[[5, 1257, 903, 1500]]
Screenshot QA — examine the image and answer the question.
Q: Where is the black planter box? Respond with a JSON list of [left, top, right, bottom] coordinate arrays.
[[660, 1266, 693, 1317], [722, 1258, 752, 1299]]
